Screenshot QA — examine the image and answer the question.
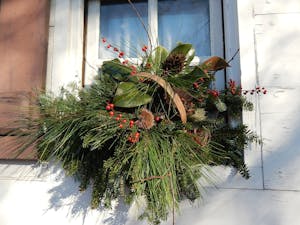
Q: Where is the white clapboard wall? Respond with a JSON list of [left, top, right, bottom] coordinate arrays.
[[1, 0, 300, 224]]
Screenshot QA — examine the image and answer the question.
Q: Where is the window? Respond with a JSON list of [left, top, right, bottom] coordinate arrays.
[[85, 0, 233, 88]]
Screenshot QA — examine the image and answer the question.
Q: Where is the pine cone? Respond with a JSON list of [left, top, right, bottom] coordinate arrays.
[[162, 53, 186, 75]]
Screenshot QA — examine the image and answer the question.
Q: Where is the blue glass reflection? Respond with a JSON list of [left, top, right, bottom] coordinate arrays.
[[158, 0, 211, 55], [100, 1, 148, 58]]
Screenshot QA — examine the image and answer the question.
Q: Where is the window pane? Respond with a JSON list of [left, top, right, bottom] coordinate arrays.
[[158, 0, 211, 55], [100, 0, 148, 58]]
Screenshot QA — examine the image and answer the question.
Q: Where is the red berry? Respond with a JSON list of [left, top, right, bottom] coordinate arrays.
[[114, 47, 119, 52], [107, 44, 111, 49], [142, 45, 148, 52], [263, 90, 267, 94], [122, 60, 129, 65], [109, 111, 114, 117], [106, 105, 111, 111], [122, 119, 127, 123], [118, 52, 124, 58], [116, 117, 120, 121], [102, 38, 106, 43], [193, 83, 199, 89], [119, 124, 123, 128], [135, 132, 140, 137], [129, 120, 134, 128], [118, 114, 122, 118], [155, 116, 161, 122], [109, 103, 114, 109]]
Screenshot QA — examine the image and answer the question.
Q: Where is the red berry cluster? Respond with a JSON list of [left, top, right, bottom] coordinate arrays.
[[243, 87, 267, 95], [128, 132, 140, 143], [228, 79, 240, 95], [130, 65, 137, 75], [207, 89, 220, 98], [102, 37, 125, 59], [105, 103, 140, 143]]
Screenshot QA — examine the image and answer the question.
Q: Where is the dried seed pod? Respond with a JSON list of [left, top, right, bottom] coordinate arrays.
[[136, 108, 155, 130]]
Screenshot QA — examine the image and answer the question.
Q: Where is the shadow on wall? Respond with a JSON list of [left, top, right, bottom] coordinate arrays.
[[45, 164, 132, 225], [252, 12, 300, 190]]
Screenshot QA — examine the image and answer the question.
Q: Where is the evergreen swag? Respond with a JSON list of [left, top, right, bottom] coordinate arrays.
[[21, 43, 260, 224]]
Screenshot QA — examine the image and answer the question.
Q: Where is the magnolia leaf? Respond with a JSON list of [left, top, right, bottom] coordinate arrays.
[[186, 47, 196, 65], [102, 60, 132, 81], [170, 43, 193, 56], [148, 46, 168, 69], [134, 72, 187, 124], [215, 99, 227, 112], [201, 56, 229, 72], [113, 82, 152, 108]]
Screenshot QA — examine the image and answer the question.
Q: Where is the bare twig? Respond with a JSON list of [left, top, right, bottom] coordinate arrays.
[[127, 0, 153, 50], [227, 48, 240, 64], [83, 57, 98, 73]]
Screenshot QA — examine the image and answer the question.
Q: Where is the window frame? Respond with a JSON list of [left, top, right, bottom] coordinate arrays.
[[84, 0, 239, 89]]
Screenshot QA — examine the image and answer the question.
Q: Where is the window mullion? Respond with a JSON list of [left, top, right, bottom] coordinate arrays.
[[209, 0, 225, 89], [148, 0, 158, 49]]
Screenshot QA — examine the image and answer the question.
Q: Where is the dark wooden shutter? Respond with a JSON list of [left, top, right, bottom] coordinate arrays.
[[0, 0, 49, 159]]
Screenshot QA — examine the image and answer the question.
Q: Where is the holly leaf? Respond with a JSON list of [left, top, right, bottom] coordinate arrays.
[[201, 56, 229, 72], [113, 82, 152, 108]]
